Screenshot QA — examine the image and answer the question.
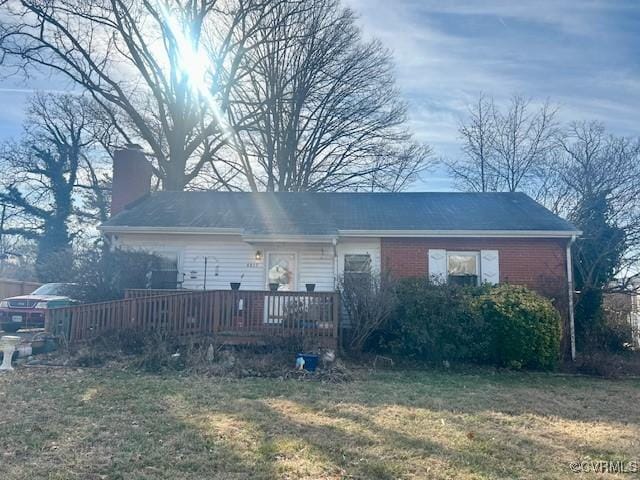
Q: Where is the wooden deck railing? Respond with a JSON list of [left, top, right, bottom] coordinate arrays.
[[46, 290, 340, 348], [124, 288, 192, 299]]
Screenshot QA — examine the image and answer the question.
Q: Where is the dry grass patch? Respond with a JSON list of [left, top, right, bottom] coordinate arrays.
[[0, 367, 639, 479]]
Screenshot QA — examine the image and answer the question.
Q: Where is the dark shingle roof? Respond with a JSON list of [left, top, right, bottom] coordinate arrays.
[[102, 191, 578, 235]]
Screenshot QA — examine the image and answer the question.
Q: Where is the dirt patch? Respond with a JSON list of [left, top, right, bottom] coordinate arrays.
[[22, 333, 358, 383]]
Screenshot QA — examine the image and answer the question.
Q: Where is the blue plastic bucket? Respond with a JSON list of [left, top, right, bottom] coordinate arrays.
[[296, 353, 319, 372]]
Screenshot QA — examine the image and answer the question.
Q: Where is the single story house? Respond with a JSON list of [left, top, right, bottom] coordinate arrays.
[[101, 147, 581, 355]]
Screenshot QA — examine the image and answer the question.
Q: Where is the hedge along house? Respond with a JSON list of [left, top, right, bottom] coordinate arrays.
[[101, 147, 581, 357]]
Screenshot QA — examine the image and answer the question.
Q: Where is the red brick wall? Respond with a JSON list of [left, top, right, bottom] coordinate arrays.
[[381, 237, 569, 302], [381, 236, 572, 355], [111, 147, 152, 216]]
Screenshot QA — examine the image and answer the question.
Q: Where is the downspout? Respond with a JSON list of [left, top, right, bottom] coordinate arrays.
[[566, 235, 577, 361], [332, 237, 339, 290], [333, 237, 341, 352]]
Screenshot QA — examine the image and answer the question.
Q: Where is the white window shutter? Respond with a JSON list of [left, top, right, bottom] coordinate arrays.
[[481, 250, 499, 284], [428, 249, 447, 284]]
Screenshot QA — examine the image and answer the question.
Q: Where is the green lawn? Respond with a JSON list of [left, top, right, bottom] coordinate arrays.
[[0, 367, 639, 479]]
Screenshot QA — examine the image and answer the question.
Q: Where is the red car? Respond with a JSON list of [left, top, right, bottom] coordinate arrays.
[[0, 283, 81, 332]]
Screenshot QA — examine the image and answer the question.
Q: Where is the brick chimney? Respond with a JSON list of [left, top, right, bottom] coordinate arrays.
[[111, 144, 153, 216]]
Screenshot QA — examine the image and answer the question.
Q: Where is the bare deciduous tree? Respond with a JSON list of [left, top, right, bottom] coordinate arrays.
[[76, 103, 125, 223], [554, 121, 640, 291], [0, 94, 112, 279], [0, 94, 87, 278], [339, 270, 398, 353], [364, 143, 432, 192], [448, 93, 498, 192], [219, 0, 431, 192], [493, 96, 558, 194], [450, 94, 558, 198], [0, 0, 295, 190], [1, 0, 429, 193]]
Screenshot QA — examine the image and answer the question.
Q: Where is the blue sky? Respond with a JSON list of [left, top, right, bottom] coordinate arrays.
[[346, 0, 640, 189], [0, 0, 638, 190]]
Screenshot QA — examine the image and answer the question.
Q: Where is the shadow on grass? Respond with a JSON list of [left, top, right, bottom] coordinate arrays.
[[166, 395, 415, 479], [168, 370, 640, 479], [0, 371, 276, 480], [1, 368, 640, 479]]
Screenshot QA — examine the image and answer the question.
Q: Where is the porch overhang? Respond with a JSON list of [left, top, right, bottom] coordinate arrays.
[[242, 234, 337, 244], [100, 225, 338, 244]]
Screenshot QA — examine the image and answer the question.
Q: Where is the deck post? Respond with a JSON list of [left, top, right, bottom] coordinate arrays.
[[332, 292, 340, 350], [212, 291, 221, 333]]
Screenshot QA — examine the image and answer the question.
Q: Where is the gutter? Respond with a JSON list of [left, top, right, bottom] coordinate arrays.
[[100, 225, 582, 240], [337, 229, 582, 239], [567, 235, 578, 361], [242, 234, 338, 244], [99, 226, 243, 235]]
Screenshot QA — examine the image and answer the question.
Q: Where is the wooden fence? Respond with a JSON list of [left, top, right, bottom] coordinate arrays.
[[0, 278, 41, 299], [124, 289, 191, 299], [46, 290, 340, 348]]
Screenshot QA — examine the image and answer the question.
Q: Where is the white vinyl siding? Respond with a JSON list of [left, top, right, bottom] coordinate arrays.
[[298, 246, 335, 291], [114, 233, 335, 291], [336, 239, 381, 279], [181, 242, 264, 290]]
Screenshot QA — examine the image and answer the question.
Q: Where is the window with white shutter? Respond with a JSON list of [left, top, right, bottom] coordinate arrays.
[[430, 249, 500, 286], [480, 250, 499, 284], [428, 249, 447, 283], [447, 251, 480, 286]]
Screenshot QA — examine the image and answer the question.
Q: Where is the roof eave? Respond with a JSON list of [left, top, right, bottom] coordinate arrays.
[[242, 234, 338, 244], [337, 229, 582, 238], [100, 225, 581, 239], [99, 225, 338, 242], [99, 225, 243, 235]]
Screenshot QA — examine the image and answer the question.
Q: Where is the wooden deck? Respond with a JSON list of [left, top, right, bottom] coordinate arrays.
[[46, 290, 340, 349]]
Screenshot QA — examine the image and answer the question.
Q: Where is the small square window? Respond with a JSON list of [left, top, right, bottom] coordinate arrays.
[[447, 252, 479, 286], [345, 254, 371, 274], [344, 254, 371, 284]]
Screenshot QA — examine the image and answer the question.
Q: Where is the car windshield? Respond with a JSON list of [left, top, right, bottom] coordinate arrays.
[[32, 283, 78, 296]]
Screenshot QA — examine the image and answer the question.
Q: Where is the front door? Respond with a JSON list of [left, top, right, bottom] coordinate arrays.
[[265, 252, 296, 323], [266, 252, 296, 291]]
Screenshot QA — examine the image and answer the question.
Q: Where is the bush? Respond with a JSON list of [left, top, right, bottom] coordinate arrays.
[[35, 248, 75, 283], [585, 292, 636, 353], [339, 271, 398, 353], [379, 281, 562, 370], [475, 284, 561, 370], [73, 244, 163, 302], [601, 314, 635, 353], [77, 328, 183, 372], [574, 351, 640, 378], [381, 279, 489, 362]]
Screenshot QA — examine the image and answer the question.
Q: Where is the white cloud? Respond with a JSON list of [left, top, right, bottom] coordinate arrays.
[[345, 0, 640, 190], [0, 0, 637, 192]]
